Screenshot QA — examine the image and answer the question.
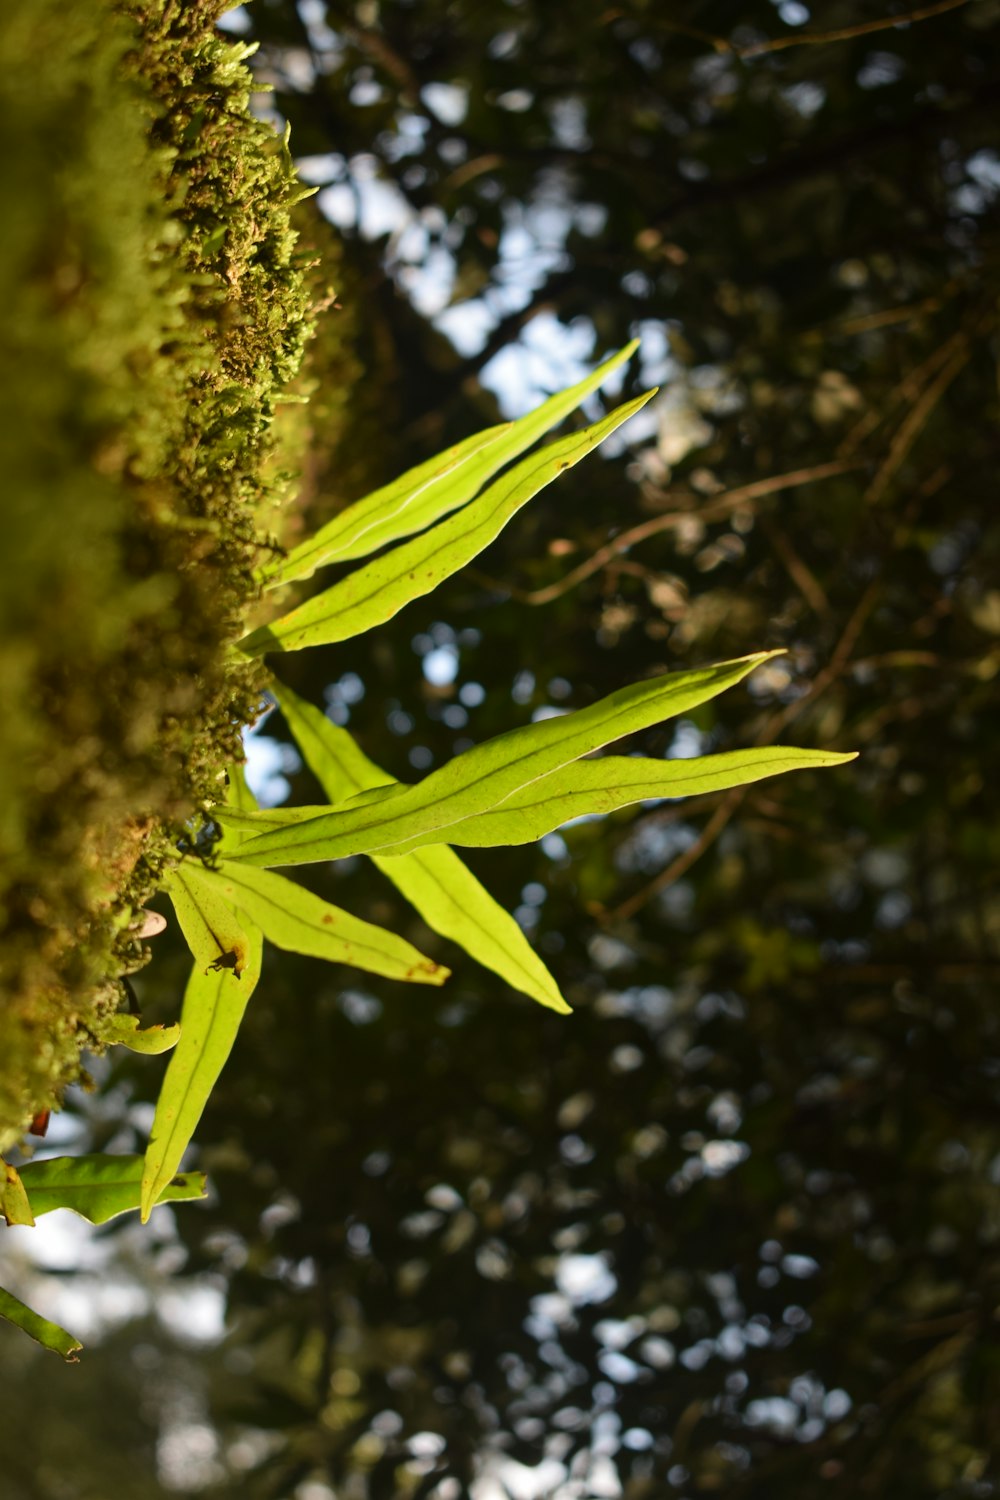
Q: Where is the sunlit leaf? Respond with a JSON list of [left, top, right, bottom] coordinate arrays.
[[188, 858, 450, 985], [140, 918, 264, 1222], [228, 653, 778, 868], [16, 1155, 205, 1223], [1, 1161, 34, 1226], [163, 862, 251, 977], [96, 1013, 181, 1054], [223, 761, 261, 826], [382, 746, 860, 851], [270, 681, 569, 1013], [259, 339, 639, 586], [238, 389, 655, 657], [260, 424, 510, 588], [0, 1285, 82, 1361]]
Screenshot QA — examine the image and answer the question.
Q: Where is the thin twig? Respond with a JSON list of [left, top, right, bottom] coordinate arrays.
[[760, 515, 831, 618], [737, 0, 970, 57], [838, 329, 965, 460], [865, 338, 970, 502], [832, 297, 943, 337], [608, 789, 747, 924], [849, 650, 941, 671], [758, 578, 880, 743], [487, 460, 853, 608]]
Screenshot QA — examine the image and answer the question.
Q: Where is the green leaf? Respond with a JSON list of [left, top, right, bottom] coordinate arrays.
[[238, 388, 655, 657], [1, 1161, 34, 1226], [259, 339, 639, 587], [186, 858, 450, 985], [163, 862, 251, 977], [140, 917, 264, 1222], [260, 424, 510, 588], [0, 1285, 82, 1361], [224, 762, 262, 829], [215, 804, 320, 838], [16, 1155, 205, 1223], [96, 1013, 182, 1054], [271, 681, 569, 1013], [381, 746, 860, 851], [228, 653, 778, 869]]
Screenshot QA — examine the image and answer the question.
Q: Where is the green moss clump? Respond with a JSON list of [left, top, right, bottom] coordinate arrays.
[[0, 0, 321, 1143]]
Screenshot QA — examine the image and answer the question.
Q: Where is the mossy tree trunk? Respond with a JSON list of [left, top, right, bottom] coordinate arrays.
[[0, 0, 325, 1144]]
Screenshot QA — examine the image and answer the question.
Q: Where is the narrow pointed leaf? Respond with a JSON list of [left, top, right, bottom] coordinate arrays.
[[377, 844, 568, 1011], [229, 653, 778, 868], [260, 424, 510, 587], [216, 804, 321, 839], [16, 1155, 205, 1223], [238, 389, 655, 657], [382, 746, 860, 851], [189, 858, 450, 985], [225, 761, 260, 824], [272, 681, 568, 1013], [163, 862, 251, 977], [261, 340, 640, 587], [97, 1013, 182, 1054], [0, 1286, 82, 1361], [140, 918, 264, 1221]]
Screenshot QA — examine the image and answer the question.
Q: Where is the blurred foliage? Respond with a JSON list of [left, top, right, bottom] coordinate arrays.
[[3, 0, 1000, 1496]]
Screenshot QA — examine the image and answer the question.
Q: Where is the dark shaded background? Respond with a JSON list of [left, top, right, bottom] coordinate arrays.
[[2, 1, 998, 1495]]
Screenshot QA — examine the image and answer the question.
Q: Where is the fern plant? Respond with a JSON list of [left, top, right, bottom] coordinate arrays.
[[0, 344, 854, 1356]]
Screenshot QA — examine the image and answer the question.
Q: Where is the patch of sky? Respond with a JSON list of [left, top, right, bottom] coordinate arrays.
[[242, 721, 300, 807], [781, 82, 826, 118], [298, 0, 340, 52], [340, 989, 382, 1025], [967, 149, 1000, 197], [295, 152, 346, 185], [387, 706, 415, 736], [588, 933, 634, 972], [615, 820, 697, 877], [158, 1419, 223, 1491], [745, 1396, 799, 1434], [770, 0, 811, 24], [478, 313, 603, 419], [512, 668, 535, 704], [420, 81, 469, 126], [274, 46, 318, 91], [647, 388, 713, 465], [548, 96, 590, 150], [380, 111, 430, 163], [556, 1252, 618, 1306], [350, 77, 385, 107], [217, 5, 251, 34], [701, 1139, 750, 1176], [326, 670, 365, 705], [541, 832, 569, 861], [1, 1209, 226, 1353], [423, 643, 460, 686], [598, 1349, 644, 1383], [856, 52, 905, 90], [666, 720, 705, 760]]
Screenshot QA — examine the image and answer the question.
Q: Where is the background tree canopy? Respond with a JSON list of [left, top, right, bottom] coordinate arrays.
[[2, 1, 999, 1497]]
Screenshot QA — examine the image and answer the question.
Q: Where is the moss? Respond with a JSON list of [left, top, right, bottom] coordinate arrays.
[[0, 0, 322, 1143]]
